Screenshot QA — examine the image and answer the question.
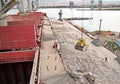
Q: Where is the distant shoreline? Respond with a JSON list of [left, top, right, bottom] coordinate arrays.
[[38, 7, 120, 10], [12, 7, 120, 11]]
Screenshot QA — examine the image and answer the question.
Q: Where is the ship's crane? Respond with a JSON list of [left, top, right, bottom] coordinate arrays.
[[0, 0, 18, 26], [0, 0, 37, 26], [0, 0, 18, 16]]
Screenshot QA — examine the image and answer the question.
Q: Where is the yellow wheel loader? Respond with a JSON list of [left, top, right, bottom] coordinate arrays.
[[75, 28, 88, 51], [75, 38, 87, 51]]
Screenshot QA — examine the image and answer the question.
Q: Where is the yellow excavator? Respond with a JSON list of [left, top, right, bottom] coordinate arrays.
[[74, 27, 88, 51]]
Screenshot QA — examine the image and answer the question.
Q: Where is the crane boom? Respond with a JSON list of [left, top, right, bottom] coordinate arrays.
[[0, 0, 18, 16]]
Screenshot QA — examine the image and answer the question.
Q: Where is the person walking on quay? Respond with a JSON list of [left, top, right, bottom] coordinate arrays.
[[58, 10, 63, 21]]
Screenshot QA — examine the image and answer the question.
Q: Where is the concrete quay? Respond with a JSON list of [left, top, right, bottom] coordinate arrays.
[[38, 17, 120, 84], [50, 18, 120, 84]]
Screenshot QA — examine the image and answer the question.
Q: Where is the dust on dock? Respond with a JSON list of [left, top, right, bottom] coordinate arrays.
[[50, 18, 120, 84]]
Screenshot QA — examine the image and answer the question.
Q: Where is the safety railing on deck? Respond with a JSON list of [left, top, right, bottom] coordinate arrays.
[[29, 48, 39, 84]]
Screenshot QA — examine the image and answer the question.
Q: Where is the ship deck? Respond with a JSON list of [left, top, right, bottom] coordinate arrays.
[[38, 17, 70, 84]]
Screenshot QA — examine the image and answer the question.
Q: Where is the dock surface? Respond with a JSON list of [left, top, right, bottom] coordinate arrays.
[[50, 18, 120, 84], [35, 17, 120, 84]]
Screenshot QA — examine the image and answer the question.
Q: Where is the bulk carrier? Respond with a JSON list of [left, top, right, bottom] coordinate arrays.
[[0, 0, 45, 84], [1, 0, 120, 84], [0, 0, 70, 84]]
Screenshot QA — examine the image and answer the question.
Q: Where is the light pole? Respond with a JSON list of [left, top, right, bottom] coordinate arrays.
[[98, 19, 102, 40]]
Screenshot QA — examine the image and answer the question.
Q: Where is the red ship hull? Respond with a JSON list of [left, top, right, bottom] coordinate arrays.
[[0, 12, 46, 84]]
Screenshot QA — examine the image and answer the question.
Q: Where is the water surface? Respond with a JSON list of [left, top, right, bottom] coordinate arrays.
[[7, 8, 120, 32]]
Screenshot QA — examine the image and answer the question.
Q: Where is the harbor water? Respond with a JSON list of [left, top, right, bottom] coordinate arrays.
[[7, 8, 120, 32]]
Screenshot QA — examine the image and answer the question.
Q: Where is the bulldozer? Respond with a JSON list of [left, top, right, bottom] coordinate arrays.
[[74, 27, 88, 51]]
